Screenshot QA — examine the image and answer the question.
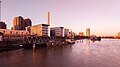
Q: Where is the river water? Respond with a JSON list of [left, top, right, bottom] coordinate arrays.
[[0, 39, 120, 67]]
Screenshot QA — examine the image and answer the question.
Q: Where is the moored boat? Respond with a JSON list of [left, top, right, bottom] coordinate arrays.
[[90, 36, 101, 41], [66, 39, 75, 44]]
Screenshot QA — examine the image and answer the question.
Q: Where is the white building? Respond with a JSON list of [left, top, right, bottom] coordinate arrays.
[[50, 27, 64, 37]]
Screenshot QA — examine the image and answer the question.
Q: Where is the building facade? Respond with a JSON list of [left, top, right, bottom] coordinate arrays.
[[24, 18, 32, 28], [64, 28, 69, 37], [118, 32, 120, 36], [50, 27, 64, 37], [0, 21, 7, 29], [79, 32, 84, 36], [13, 16, 32, 30], [13, 16, 24, 30], [27, 24, 49, 36], [86, 28, 90, 36]]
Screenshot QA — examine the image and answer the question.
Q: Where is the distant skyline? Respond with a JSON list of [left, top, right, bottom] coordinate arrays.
[[1, 0, 120, 36]]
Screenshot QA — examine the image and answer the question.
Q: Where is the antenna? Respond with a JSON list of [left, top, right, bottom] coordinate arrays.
[[0, 1, 1, 21]]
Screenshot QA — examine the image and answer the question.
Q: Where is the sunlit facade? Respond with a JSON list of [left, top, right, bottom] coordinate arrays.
[[86, 28, 90, 36], [13, 16, 32, 30], [27, 24, 49, 36]]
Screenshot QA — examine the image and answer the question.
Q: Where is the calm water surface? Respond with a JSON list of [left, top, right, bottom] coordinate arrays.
[[0, 39, 120, 67]]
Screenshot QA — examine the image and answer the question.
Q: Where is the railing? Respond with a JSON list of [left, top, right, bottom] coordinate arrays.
[[2, 36, 67, 46]]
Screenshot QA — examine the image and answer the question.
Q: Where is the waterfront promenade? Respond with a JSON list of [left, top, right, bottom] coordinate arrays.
[[0, 39, 120, 67]]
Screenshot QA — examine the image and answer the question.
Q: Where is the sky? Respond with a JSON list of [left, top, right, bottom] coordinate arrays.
[[1, 0, 120, 36]]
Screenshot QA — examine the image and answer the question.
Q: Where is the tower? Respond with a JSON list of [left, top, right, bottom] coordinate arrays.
[[47, 12, 50, 37], [0, 1, 1, 21], [47, 12, 50, 25], [13, 16, 24, 30], [86, 28, 90, 36]]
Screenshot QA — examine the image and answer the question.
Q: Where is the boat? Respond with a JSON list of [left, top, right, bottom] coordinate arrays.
[[90, 36, 101, 41], [66, 39, 75, 44]]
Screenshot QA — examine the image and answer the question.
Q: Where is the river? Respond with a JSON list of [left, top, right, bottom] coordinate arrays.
[[0, 39, 120, 67]]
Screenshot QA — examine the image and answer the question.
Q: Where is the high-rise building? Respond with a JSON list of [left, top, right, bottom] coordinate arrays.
[[13, 16, 32, 30], [86, 28, 90, 36], [13, 16, 24, 30], [0, 21, 6, 29], [24, 18, 32, 27]]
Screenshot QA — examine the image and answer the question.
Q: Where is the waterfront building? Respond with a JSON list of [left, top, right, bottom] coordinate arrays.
[[0, 29, 29, 37], [13, 16, 24, 30], [79, 32, 84, 36], [68, 31, 75, 39], [24, 18, 32, 27], [64, 28, 69, 37], [13, 16, 32, 30], [0, 21, 7, 29], [50, 27, 64, 37], [86, 28, 90, 36], [118, 32, 120, 37], [27, 24, 49, 36]]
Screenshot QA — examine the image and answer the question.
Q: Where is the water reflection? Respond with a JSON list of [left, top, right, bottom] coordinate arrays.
[[85, 39, 90, 54], [1, 39, 120, 67], [83, 40, 91, 66], [32, 46, 35, 59]]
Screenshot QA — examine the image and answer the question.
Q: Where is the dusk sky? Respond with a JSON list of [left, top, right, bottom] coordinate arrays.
[[1, 0, 120, 36]]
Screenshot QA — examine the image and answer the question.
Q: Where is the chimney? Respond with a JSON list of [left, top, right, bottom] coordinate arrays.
[[47, 12, 50, 25]]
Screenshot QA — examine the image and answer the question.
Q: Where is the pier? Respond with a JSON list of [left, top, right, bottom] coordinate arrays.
[[0, 35, 69, 49]]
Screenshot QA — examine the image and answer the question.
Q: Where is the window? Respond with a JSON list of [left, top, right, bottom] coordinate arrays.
[[3, 31, 5, 33], [10, 31, 13, 34], [22, 32, 24, 34], [16, 32, 18, 34]]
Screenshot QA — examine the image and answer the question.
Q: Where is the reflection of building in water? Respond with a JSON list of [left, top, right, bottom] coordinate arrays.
[[32, 45, 36, 59], [86, 40, 90, 52], [85, 40, 90, 56], [86, 39, 90, 45], [83, 39, 91, 66]]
